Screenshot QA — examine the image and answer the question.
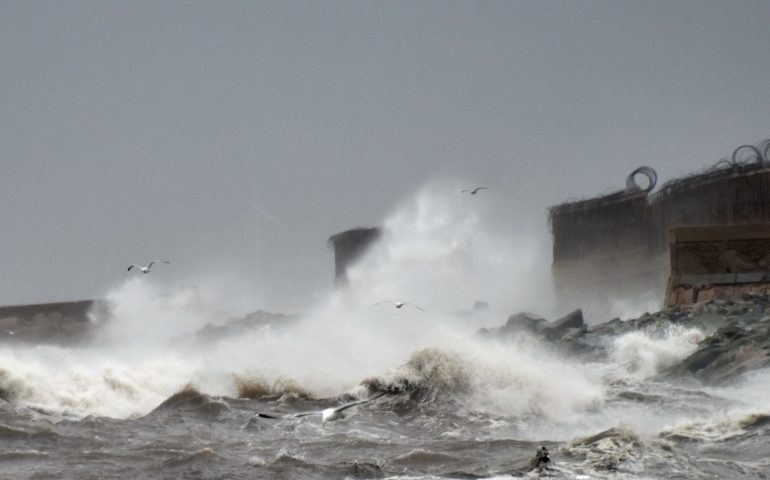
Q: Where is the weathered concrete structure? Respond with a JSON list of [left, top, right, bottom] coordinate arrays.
[[666, 224, 770, 305], [550, 139, 770, 312], [0, 299, 106, 344], [328, 227, 381, 286]]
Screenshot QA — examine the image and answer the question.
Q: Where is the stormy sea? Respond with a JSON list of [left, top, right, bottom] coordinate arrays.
[[2, 188, 770, 480]]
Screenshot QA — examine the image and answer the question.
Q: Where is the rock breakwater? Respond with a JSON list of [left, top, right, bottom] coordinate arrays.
[[480, 293, 770, 384]]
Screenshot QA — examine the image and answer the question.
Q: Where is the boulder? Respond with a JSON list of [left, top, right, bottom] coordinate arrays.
[[552, 309, 584, 333]]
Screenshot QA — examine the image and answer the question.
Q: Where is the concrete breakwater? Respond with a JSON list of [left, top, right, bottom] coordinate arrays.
[[549, 139, 770, 314], [0, 300, 297, 346], [0, 300, 106, 344]]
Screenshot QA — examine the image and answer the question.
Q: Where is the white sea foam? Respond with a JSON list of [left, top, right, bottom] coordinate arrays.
[[0, 181, 717, 432], [0, 346, 196, 418], [609, 326, 705, 381], [347, 181, 554, 318], [662, 368, 770, 441], [0, 181, 580, 419]]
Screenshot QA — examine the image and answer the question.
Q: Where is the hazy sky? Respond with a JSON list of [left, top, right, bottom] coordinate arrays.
[[2, 1, 769, 308]]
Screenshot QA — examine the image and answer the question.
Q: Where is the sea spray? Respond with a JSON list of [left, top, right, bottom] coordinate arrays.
[[196, 182, 566, 401], [366, 335, 604, 421], [609, 326, 705, 381], [3, 186, 770, 479], [0, 345, 196, 418], [0, 182, 588, 420], [347, 181, 555, 320], [662, 368, 770, 442]]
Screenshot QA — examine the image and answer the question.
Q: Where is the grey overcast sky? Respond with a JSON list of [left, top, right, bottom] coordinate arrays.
[[1, 1, 769, 308]]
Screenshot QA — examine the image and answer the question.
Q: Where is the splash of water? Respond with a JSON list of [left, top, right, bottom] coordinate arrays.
[[347, 182, 555, 317], [0, 181, 603, 421], [609, 326, 705, 381]]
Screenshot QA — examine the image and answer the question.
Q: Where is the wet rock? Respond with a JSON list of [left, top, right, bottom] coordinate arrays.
[[348, 461, 382, 478], [482, 310, 585, 341], [542, 309, 587, 342], [588, 317, 628, 336], [506, 312, 549, 333], [193, 310, 299, 343], [478, 312, 549, 339], [660, 313, 770, 383], [566, 427, 641, 473], [556, 309, 584, 327], [529, 445, 551, 471], [482, 295, 770, 384], [560, 326, 588, 342], [690, 311, 728, 330]]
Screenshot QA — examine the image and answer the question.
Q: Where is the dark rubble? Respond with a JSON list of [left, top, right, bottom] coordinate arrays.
[[479, 293, 770, 384]]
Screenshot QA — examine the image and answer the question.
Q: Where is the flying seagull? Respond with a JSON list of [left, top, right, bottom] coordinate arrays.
[[461, 187, 488, 195], [127, 260, 170, 274], [373, 301, 425, 311], [256, 391, 387, 426]]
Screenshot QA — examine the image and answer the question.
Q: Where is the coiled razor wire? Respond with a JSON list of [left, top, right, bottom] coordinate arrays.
[[626, 166, 657, 192], [655, 139, 770, 196], [759, 139, 770, 163], [732, 144, 763, 164], [553, 139, 769, 210]]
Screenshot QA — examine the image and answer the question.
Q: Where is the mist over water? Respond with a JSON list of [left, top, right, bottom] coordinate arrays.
[[1, 182, 584, 419], [348, 181, 555, 318], [3, 183, 770, 479], [0, 184, 705, 419], [609, 326, 705, 382]]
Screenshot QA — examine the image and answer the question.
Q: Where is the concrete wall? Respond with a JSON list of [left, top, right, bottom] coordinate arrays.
[[550, 190, 652, 262], [550, 142, 770, 312], [650, 165, 770, 251], [550, 164, 770, 263], [328, 227, 381, 286], [0, 299, 105, 344], [666, 224, 770, 305]]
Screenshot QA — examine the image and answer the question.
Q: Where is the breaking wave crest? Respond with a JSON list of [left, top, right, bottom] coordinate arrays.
[[149, 383, 227, 418], [0, 183, 599, 421], [362, 342, 604, 421], [231, 374, 312, 400], [609, 326, 705, 381], [363, 348, 472, 402]]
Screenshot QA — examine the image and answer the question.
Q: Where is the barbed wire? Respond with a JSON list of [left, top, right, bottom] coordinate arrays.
[[626, 166, 657, 192], [548, 138, 769, 220], [656, 138, 770, 197]]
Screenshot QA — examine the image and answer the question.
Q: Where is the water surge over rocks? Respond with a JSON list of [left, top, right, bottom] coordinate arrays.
[[2, 183, 770, 478]]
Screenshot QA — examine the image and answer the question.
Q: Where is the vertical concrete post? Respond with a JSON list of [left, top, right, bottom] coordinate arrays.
[[327, 227, 381, 286]]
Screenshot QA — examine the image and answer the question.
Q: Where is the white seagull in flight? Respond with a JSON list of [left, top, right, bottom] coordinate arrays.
[[256, 392, 387, 426], [373, 301, 425, 311], [461, 187, 488, 195], [127, 260, 170, 274]]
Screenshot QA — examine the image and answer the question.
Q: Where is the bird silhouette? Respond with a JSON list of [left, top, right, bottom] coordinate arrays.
[[373, 301, 425, 311], [256, 392, 387, 426], [127, 260, 170, 274], [461, 187, 488, 195]]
